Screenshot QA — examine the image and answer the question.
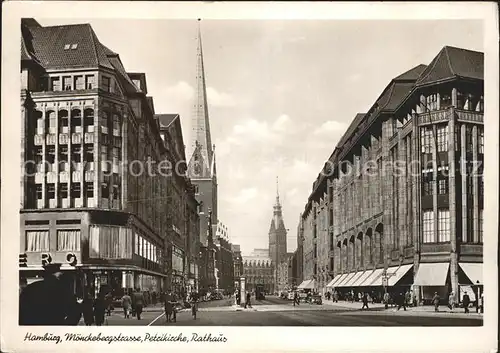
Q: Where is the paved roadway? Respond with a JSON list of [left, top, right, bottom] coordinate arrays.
[[82, 296, 482, 327]]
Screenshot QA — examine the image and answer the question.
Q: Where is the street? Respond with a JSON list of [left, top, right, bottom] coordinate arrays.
[[84, 296, 483, 327]]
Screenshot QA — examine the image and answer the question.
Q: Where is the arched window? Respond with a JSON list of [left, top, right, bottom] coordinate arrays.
[[84, 108, 94, 133], [71, 109, 82, 133], [59, 110, 68, 133], [46, 110, 56, 134]]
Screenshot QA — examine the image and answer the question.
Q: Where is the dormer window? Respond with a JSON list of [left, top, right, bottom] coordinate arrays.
[[71, 44, 78, 49], [64, 44, 71, 50]]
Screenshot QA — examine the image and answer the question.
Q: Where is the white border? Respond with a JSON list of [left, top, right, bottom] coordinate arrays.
[[1, 2, 498, 353]]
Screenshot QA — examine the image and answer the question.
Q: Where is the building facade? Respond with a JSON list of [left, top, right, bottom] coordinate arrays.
[[300, 46, 483, 304], [242, 249, 274, 294], [231, 244, 243, 291], [19, 19, 198, 300], [215, 221, 234, 292]]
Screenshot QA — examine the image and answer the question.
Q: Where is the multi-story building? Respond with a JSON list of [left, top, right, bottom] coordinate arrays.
[[293, 214, 304, 288], [268, 179, 288, 289], [186, 21, 218, 294], [19, 18, 198, 299], [157, 113, 200, 296], [277, 253, 294, 292], [242, 249, 274, 293], [215, 221, 234, 292], [301, 46, 483, 304]]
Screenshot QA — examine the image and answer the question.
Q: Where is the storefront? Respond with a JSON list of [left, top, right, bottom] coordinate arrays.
[[413, 262, 450, 304]]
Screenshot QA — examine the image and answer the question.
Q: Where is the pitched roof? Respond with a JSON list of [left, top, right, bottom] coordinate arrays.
[[156, 114, 179, 128], [26, 23, 114, 70], [416, 46, 483, 86], [394, 64, 427, 81], [337, 113, 366, 147]]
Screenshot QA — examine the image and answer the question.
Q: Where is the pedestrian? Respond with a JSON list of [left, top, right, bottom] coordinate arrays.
[[164, 289, 176, 322], [93, 290, 106, 326], [448, 291, 456, 311], [405, 290, 412, 307], [358, 292, 362, 303], [383, 291, 390, 309], [19, 263, 82, 326], [121, 290, 132, 319], [293, 291, 300, 306], [361, 293, 369, 310], [432, 292, 440, 312], [132, 288, 145, 320], [82, 290, 94, 326], [333, 291, 339, 303], [397, 292, 407, 311], [462, 292, 470, 313], [104, 291, 113, 316], [245, 291, 252, 308]]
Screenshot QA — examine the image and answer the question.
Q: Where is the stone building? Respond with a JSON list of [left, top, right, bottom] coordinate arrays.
[[242, 249, 274, 293], [19, 19, 199, 298], [301, 46, 483, 304], [215, 221, 234, 293], [231, 244, 243, 290]]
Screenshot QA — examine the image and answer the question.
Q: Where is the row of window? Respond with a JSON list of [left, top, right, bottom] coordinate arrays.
[[25, 229, 81, 252], [421, 124, 484, 154], [36, 109, 94, 135], [134, 233, 161, 264], [50, 75, 94, 91], [89, 226, 133, 259], [422, 210, 450, 243]]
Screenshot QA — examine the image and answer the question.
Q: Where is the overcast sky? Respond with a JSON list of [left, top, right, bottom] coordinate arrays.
[[39, 18, 483, 255]]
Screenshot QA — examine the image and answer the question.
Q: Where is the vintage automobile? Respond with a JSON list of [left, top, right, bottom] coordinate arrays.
[[309, 294, 323, 305]]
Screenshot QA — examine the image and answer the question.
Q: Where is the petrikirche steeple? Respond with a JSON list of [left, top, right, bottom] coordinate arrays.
[[188, 19, 215, 179]]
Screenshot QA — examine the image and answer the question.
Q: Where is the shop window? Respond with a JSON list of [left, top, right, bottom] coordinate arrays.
[[57, 230, 81, 251], [26, 230, 49, 252]]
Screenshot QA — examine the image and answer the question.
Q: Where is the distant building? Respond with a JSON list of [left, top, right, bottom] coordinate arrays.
[[215, 221, 234, 292], [242, 249, 274, 293], [268, 178, 288, 289], [231, 244, 243, 290]]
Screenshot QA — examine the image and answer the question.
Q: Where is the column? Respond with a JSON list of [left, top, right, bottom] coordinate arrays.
[[95, 99, 101, 208], [398, 134, 407, 252], [41, 107, 47, 208], [460, 124, 467, 242], [412, 121, 422, 305], [432, 125, 438, 242], [448, 111, 459, 297], [381, 120, 393, 268], [472, 125, 479, 243]]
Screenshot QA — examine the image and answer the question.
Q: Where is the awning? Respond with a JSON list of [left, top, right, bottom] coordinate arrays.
[[364, 268, 385, 286], [304, 279, 316, 289], [413, 262, 449, 286], [326, 274, 342, 288], [387, 264, 413, 286], [343, 271, 365, 287], [334, 273, 350, 287], [337, 272, 357, 287], [352, 270, 374, 287], [459, 263, 482, 285], [297, 279, 311, 289], [459, 285, 477, 302]]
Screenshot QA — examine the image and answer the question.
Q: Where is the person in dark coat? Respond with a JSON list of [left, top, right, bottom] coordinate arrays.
[[93, 290, 106, 326], [462, 292, 470, 313], [105, 291, 113, 316], [132, 288, 145, 320], [397, 292, 407, 311], [82, 290, 95, 326], [361, 293, 369, 310], [164, 290, 176, 323], [19, 263, 82, 326], [432, 292, 441, 312], [245, 291, 252, 308]]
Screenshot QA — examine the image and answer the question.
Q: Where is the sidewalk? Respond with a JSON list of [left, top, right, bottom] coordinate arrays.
[[321, 299, 483, 319]]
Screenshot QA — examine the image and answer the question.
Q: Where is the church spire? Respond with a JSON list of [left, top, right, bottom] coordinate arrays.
[[191, 18, 213, 163], [275, 176, 280, 206]]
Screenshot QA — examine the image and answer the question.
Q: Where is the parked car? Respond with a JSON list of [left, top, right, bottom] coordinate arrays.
[[309, 294, 322, 305]]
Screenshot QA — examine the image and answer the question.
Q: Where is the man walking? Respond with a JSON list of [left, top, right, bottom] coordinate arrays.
[[361, 293, 369, 310], [462, 292, 470, 313], [432, 292, 440, 312], [132, 288, 145, 320], [448, 291, 456, 312], [121, 290, 132, 319], [397, 292, 407, 311], [383, 291, 390, 309], [245, 291, 252, 309]]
